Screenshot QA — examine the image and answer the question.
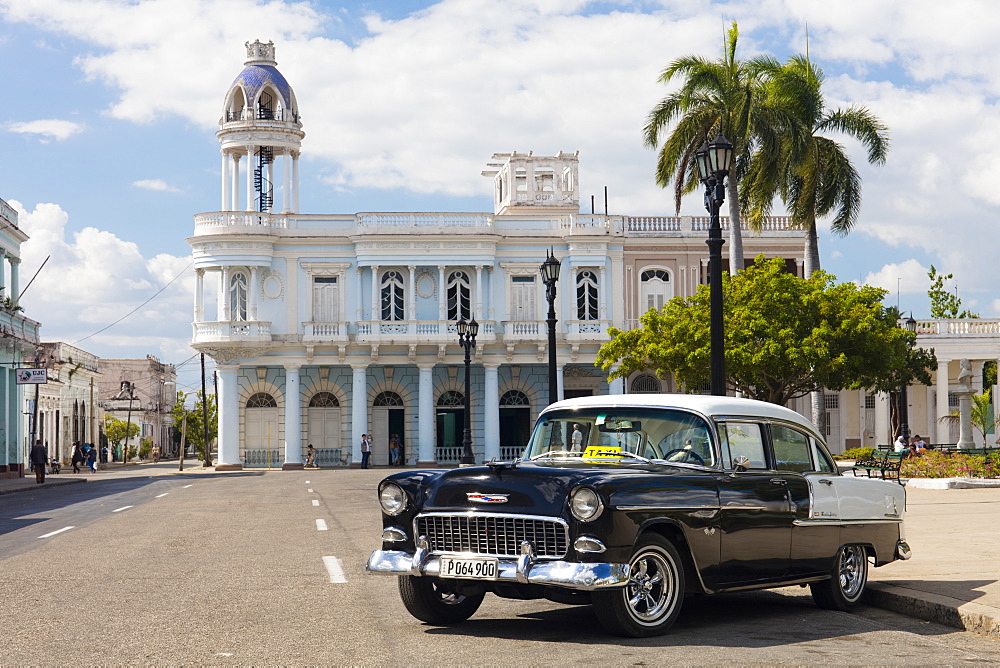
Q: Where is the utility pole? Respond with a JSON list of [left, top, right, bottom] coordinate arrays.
[[200, 353, 212, 467]]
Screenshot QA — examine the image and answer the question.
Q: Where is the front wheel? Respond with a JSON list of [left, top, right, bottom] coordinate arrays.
[[592, 534, 685, 637], [398, 576, 485, 625], [810, 544, 869, 611]]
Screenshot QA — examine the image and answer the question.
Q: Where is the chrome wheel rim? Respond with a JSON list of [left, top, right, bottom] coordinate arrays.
[[624, 548, 677, 624], [839, 545, 867, 600]]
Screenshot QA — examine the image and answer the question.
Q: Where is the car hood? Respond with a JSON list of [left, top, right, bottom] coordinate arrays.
[[399, 461, 683, 516]]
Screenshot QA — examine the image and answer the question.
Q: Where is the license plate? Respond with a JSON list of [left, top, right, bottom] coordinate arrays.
[[439, 556, 499, 580]]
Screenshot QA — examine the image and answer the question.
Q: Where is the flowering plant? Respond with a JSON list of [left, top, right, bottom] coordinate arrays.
[[901, 450, 1000, 479]]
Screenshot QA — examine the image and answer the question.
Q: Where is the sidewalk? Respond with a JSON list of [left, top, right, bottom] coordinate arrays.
[[2, 465, 997, 637]]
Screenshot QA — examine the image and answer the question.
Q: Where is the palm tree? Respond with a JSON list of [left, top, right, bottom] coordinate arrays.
[[744, 54, 890, 277], [644, 22, 785, 275]]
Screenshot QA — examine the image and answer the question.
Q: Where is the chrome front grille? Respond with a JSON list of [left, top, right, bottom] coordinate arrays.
[[416, 513, 569, 559]]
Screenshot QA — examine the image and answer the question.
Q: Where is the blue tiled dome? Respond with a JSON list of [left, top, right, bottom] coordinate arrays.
[[228, 64, 295, 111]]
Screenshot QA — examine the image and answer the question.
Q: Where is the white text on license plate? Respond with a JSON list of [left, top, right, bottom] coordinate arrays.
[[439, 556, 498, 580]]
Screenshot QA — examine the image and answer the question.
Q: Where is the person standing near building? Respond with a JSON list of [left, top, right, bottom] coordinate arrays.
[[86, 444, 98, 473], [30, 439, 47, 484], [571, 424, 583, 451], [389, 433, 400, 465], [360, 433, 372, 469], [71, 441, 84, 474]]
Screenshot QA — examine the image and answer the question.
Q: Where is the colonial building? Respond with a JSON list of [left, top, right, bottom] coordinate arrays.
[[36, 342, 102, 461], [0, 197, 40, 478], [188, 41, 808, 469], [98, 356, 176, 459]]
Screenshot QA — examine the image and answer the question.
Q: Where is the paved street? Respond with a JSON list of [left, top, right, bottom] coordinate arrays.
[[2, 465, 999, 665]]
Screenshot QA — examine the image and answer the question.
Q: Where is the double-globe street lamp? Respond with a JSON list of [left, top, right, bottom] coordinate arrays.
[[898, 315, 918, 443], [540, 250, 562, 404], [695, 134, 735, 397], [457, 317, 479, 465]]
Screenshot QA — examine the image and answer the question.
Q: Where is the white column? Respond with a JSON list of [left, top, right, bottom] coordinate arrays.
[[220, 267, 230, 321], [936, 359, 950, 445], [232, 155, 241, 211], [599, 265, 607, 320], [926, 385, 936, 444], [438, 265, 446, 320], [408, 265, 417, 325], [609, 375, 624, 395], [356, 266, 364, 322], [194, 269, 204, 323], [292, 152, 300, 213], [351, 366, 368, 467], [216, 365, 241, 468], [484, 363, 500, 461], [246, 146, 255, 212], [371, 265, 380, 322], [874, 392, 889, 446], [0, 251, 6, 296], [556, 365, 564, 403], [249, 266, 259, 320], [221, 152, 230, 211], [973, 360, 986, 446], [9, 258, 18, 302], [475, 265, 483, 320], [281, 150, 290, 213], [283, 365, 302, 467], [418, 364, 435, 464]]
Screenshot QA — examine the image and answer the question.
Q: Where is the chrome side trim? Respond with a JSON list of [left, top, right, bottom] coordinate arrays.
[[615, 505, 722, 511], [793, 518, 903, 527], [366, 550, 630, 590]]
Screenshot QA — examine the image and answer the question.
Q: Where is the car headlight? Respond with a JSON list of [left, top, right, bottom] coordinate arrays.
[[569, 486, 603, 522], [379, 483, 407, 516]]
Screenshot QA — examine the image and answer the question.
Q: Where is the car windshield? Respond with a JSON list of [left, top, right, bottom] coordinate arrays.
[[522, 407, 716, 466]]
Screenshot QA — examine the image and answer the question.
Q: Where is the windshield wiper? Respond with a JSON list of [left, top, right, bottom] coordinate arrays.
[[528, 450, 582, 461], [601, 450, 653, 464]]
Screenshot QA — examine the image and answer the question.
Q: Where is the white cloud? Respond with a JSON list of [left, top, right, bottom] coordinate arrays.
[[7, 119, 84, 141], [133, 179, 180, 193], [8, 199, 193, 359], [863, 259, 928, 295]]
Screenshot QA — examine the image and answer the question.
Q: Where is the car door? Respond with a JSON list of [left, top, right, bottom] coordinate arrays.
[[715, 421, 793, 585]]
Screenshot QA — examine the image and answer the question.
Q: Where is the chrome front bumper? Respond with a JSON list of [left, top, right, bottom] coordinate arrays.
[[367, 548, 630, 591]]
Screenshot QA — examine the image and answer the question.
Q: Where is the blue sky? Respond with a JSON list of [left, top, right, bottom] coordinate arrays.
[[2, 0, 998, 393]]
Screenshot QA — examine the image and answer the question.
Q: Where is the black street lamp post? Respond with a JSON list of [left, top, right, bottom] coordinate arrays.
[[899, 315, 917, 442], [695, 134, 735, 397], [457, 317, 479, 465], [540, 250, 562, 404]]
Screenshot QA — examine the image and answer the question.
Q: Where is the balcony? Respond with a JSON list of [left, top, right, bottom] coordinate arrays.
[[913, 319, 1000, 336], [303, 322, 351, 343], [193, 321, 272, 344], [355, 320, 497, 345], [566, 319, 611, 341]]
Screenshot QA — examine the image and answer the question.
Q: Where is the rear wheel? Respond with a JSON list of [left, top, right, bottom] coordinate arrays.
[[592, 534, 685, 637], [810, 544, 869, 611], [398, 576, 485, 625]]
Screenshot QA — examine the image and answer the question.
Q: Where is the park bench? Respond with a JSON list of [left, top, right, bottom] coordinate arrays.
[[851, 448, 904, 483]]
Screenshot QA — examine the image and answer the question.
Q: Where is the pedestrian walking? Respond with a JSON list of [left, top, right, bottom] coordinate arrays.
[[389, 433, 400, 465], [361, 433, 372, 469], [29, 439, 47, 484], [71, 441, 84, 473], [86, 444, 98, 473]]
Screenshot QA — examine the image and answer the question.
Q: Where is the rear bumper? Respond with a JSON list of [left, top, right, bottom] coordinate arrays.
[[367, 549, 629, 591], [896, 540, 912, 560]]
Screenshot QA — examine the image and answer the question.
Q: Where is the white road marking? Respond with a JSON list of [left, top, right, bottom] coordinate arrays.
[[305, 480, 310, 484], [155, 493, 169, 498], [182, 484, 193, 488], [307, 488, 314, 493], [315, 519, 328, 531], [312, 499, 320, 506], [112, 506, 133, 513], [39, 526, 74, 539], [322, 556, 348, 583]]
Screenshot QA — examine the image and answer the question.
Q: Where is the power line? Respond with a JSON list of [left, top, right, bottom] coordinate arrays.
[[73, 261, 194, 345]]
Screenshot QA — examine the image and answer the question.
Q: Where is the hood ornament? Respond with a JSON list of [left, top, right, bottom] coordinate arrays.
[[467, 493, 509, 504]]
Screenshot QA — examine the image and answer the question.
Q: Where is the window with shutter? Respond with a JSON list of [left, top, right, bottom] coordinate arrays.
[[312, 276, 339, 322]]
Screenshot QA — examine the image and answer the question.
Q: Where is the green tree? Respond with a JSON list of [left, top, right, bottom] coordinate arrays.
[[104, 415, 140, 458], [596, 257, 935, 406], [171, 390, 218, 463], [927, 264, 978, 319], [644, 22, 787, 274], [744, 54, 890, 278]]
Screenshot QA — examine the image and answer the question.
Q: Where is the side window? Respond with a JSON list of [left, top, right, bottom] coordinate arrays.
[[718, 422, 767, 470], [770, 424, 813, 473], [811, 437, 837, 474]]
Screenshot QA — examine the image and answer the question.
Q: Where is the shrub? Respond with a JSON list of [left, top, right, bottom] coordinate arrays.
[[901, 450, 1000, 479], [834, 446, 874, 461], [139, 438, 153, 460]]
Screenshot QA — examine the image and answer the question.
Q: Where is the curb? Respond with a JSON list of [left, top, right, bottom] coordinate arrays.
[[864, 583, 1000, 637], [0, 477, 87, 495]]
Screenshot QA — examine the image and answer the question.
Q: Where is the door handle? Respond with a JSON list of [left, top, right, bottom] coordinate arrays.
[[770, 478, 787, 485], [817, 478, 833, 485]]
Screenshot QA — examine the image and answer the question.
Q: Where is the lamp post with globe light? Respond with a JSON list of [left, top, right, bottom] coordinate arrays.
[[540, 250, 562, 404], [457, 317, 479, 465]]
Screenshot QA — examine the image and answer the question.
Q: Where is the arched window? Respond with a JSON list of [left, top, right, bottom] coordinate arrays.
[[447, 271, 471, 321], [576, 270, 599, 320], [246, 392, 277, 408], [500, 390, 530, 406], [630, 374, 662, 394], [437, 391, 465, 407], [640, 269, 672, 313], [374, 391, 404, 407], [309, 392, 339, 407], [230, 271, 248, 322], [380, 270, 405, 321]]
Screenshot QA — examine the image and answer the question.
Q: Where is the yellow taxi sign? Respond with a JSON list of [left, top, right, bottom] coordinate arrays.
[[583, 445, 623, 458]]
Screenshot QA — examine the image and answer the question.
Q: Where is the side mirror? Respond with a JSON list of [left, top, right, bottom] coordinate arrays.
[[732, 456, 750, 473]]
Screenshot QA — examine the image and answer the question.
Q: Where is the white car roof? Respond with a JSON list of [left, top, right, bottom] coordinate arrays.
[[542, 393, 818, 433]]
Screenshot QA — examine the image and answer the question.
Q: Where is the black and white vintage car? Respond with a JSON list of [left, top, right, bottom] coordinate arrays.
[[367, 395, 910, 637]]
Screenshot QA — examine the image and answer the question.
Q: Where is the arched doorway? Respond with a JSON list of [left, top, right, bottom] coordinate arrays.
[[436, 390, 465, 463], [499, 390, 531, 459], [372, 391, 405, 466], [307, 392, 341, 462], [244, 392, 279, 467]]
